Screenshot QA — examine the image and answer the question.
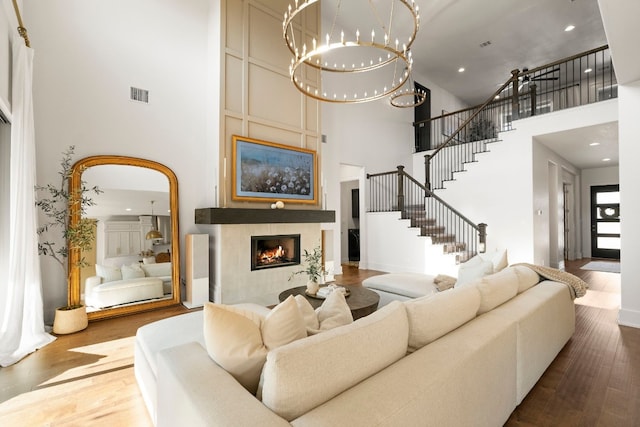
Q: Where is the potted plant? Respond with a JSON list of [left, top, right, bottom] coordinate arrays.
[[289, 245, 326, 295], [36, 146, 102, 334]]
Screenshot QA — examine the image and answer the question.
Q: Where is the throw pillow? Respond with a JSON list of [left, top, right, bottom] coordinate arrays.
[[455, 255, 494, 288], [294, 293, 352, 334], [262, 296, 307, 350], [203, 303, 267, 394], [314, 291, 353, 332], [121, 263, 145, 280], [481, 249, 509, 272], [203, 296, 307, 394], [294, 295, 320, 331], [95, 264, 122, 283]]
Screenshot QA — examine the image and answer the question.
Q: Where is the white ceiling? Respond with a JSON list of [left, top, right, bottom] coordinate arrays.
[[323, 0, 619, 170]]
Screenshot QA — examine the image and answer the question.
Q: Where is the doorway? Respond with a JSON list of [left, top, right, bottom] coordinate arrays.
[[590, 184, 620, 259], [414, 82, 431, 151]]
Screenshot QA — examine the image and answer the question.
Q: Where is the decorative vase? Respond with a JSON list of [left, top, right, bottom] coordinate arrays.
[[53, 305, 88, 335], [306, 279, 320, 295]]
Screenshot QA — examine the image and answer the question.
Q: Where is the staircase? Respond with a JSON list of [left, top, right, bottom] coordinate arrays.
[[367, 166, 484, 275], [365, 45, 615, 275]]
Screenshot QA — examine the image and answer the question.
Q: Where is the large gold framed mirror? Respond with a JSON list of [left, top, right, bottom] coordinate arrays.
[[68, 155, 180, 320]]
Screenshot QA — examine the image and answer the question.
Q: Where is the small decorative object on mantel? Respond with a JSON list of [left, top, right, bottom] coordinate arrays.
[[288, 245, 326, 295], [270, 200, 285, 209], [36, 146, 102, 334]]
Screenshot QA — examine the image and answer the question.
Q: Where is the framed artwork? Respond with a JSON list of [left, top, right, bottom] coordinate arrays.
[[231, 135, 318, 204]]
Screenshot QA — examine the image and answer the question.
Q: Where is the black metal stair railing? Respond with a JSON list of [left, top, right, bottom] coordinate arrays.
[[367, 166, 486, 262], [418, 45, 615, 191]]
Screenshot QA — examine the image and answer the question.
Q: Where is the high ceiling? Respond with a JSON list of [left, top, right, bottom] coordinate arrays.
[[412, 0, 608, 106], [323, 0, 618, 169]]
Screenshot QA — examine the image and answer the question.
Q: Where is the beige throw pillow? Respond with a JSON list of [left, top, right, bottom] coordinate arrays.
[[315, 291, 353, 332], [203, 303, 267, 394], [203, 296, 307, 395], [455, 255, 494, 288], [262, 295, 307, 350]]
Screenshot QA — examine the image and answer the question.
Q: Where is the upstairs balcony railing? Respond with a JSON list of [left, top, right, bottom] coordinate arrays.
[[417, 45, 615, 190]]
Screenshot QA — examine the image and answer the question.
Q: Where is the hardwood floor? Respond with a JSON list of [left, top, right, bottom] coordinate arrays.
[[0, 260, 637, 426]]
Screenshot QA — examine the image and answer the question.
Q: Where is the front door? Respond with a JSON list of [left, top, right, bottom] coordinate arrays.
[[590, 184, 620, 259]]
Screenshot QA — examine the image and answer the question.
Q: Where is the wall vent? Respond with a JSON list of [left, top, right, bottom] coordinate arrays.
[[479, 40, 492, 48], [130, 87, 149, 104]]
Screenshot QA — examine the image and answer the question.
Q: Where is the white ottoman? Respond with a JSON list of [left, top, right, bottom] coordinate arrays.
[[362, 273, 438, 306]]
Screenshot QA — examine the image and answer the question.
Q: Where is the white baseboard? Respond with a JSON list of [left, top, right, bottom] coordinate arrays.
[[618, 308, 640, 329]]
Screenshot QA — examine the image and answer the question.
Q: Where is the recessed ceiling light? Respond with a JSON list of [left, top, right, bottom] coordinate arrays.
[[125, 208, 132, 211], [458, 67, 465, 73], [589, 142, 600, 146], [564, 25, 575, 32], [602, 158, 611, 162], [584, 68, 593, 73]]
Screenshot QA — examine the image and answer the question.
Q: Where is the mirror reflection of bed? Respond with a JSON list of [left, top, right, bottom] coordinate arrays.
[[69, 157, 180, 319]]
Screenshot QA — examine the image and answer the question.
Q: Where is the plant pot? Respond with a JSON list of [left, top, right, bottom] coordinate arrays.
[[306, 279, 320, 295], [53, 305, 88, 335]]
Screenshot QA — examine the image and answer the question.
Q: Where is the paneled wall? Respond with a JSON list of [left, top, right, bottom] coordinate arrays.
[[220, 0, 321, 208]]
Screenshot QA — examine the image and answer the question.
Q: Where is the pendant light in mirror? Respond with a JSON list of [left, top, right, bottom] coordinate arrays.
[[146, 200, 163, 240]]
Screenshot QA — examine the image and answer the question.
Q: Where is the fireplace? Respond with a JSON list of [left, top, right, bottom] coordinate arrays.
[[251, 234, 301, 271]]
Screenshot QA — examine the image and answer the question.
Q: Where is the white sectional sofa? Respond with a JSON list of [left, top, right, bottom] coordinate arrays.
[[135, 265, 578, 426]]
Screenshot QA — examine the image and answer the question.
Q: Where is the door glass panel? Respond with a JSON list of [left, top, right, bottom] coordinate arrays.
[[597, 206, 620, 220], [597, 222, 621, 234], [597, 237, 621, 250], [596, 191, 620, 204]]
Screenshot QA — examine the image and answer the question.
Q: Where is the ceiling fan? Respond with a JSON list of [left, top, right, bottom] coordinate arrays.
[[518, 67, 560, 90]]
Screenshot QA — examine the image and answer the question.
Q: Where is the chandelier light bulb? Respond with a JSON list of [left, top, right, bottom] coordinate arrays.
[[283, 0, 421, 105]]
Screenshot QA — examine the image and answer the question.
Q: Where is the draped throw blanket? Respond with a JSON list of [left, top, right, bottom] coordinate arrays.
[[514, 263, 588, 299]]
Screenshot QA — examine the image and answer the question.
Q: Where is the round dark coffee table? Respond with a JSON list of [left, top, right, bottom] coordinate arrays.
[[278, 285, 380, 320]]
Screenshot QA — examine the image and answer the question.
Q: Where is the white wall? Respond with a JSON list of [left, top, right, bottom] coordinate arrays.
[[618, 80, 640, 328], [321, 74, 467, 271], [26, 0, 216, 322], [432, 100, 617, 268], [532, 141, 579, 269], [580, 166, 619, 258]]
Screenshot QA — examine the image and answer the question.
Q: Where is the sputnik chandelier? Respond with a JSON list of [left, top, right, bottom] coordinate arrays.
[[283, 0, 427, 107]]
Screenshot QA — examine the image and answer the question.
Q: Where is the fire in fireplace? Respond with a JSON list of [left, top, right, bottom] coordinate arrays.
[[251, 234, 301, 271]]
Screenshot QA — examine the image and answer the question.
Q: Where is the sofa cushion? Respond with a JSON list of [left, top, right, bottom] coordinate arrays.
[[455, 255, 494, 288], [261, 301, 409, 421], [203, 297, 306, 394], [476, 268, 519, 314], [95, 264, 122, 282], [404, 285, 481, 352], [511, 265, 541, 294], [121, 263, 145, 280]]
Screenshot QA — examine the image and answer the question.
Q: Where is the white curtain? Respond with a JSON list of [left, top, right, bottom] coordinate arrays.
[[0, 39, 55, 367]]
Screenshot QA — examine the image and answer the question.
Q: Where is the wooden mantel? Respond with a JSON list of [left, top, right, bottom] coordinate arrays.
[[195, 208, 335, 225]]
